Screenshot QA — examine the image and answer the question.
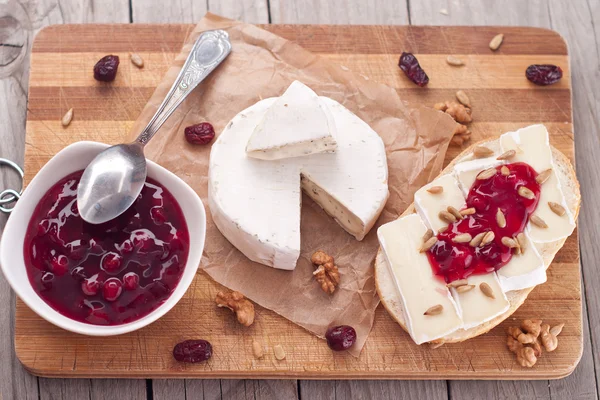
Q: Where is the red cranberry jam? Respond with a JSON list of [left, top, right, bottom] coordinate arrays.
[[24, 170, 190, 325], [427, 163, 540, 283]]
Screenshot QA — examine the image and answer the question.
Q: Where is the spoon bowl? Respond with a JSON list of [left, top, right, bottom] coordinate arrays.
[[76, 29, 232, 224], [77, 142, 146, 224]]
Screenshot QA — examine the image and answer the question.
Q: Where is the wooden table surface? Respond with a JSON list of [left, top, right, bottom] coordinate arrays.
[[0, 1, 598, 399]]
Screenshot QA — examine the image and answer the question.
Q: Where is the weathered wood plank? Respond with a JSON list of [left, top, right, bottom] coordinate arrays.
[[39, 379, 92, 400], [269, 0, 409, 24], [409, 0, 598, 397], [132, 0, 269, 24], [300, 381, 448, 400], [89, 379, 146, 400]]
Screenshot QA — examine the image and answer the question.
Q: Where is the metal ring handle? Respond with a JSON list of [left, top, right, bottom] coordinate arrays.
[[0, 158, 24, 208], [0, 189, 21, 213]]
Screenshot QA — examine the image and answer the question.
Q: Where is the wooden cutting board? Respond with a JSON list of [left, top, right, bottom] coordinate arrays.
[[16, 24, 579, 379]]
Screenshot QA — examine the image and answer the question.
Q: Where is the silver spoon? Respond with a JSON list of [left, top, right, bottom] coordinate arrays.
[[77, 30, 231, 224]]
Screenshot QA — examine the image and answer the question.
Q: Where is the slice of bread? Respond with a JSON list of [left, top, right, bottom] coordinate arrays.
[[375, 137, 581, 344]]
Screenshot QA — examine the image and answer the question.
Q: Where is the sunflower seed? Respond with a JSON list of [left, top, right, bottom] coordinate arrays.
[[550, 323, 565, 337], [438, 226, 449, 234], [501, 166, 510, 176], [453, 233, 472, 243], [497, 149, 516, 160], [422, 228, 434, 242], [456, 284, 475, 293], [501, 236, 518, 248], [477, 168, 497, 180], [424, 304, 443, 316], [448, 206, 463, 220], [518, 186, 535, 200], [469, 232, 486, 247], [480, 282, 495, 299], [516, 232, 527, 253], [446, 55, 464, 66], [460, 207, 476, 216], [480, 231, 495, 246], [549, 201, 566, 216], [447, 279, 469, 288], [496, 208, 506, 228], [420, 236, 438, 253], [130, 53, 144, 68], [514, 238, 522, 255], [531, 215, 548, 228], [427, 186, 444, 194], [61, 108, 74, 127], [473, 146, 494, 158], [456, 90, 471, 107], [252, 340, 264, 359], [489, 33, 504, 51], [273, 344, 286, 360], [536, 169, 552, 184], [439, 210, 457, 224]]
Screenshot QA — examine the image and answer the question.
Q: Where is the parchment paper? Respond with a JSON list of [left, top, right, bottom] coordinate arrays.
[[128, 13, 457, 355]]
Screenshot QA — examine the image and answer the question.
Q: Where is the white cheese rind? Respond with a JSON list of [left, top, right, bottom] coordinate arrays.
[[302, 97, 389, 240], [414, 174, 466, 234], [209, 99, 301, 270], [453, 157, 503, 196], [378, 214, 463, 344], [209, 97, 388, 270], [500, 124, 576, 243], [497, 231, 546, 292], [451, 273, 509, 329], [246, 81, 337, 160]]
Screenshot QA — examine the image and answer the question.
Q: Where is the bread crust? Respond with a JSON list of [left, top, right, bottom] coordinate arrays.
[[374, 137, 581, 344]]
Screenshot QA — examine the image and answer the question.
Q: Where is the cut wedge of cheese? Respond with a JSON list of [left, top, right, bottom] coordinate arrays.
[[245, 81, 337, 160], [414, 174, 465, 234], [497, 231, 546, 292], [500, 124, 576, 243], [450, 273, 509, 330], [378, 214, 462, 344], [209, 97, 388, 270]]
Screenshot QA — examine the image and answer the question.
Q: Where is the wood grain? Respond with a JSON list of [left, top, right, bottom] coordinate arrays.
[[14, 23, 580, 380]]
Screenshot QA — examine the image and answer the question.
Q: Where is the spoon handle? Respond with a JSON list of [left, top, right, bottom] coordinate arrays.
[[136, 29, 232, 145]]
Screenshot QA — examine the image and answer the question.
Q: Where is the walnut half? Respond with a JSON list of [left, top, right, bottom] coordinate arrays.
[[215, 290, 255, 327], [311, 250, 340, 294]]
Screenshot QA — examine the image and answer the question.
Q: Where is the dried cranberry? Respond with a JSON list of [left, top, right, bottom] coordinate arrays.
[[103, 278, 123, 302], [525, 64, 563, 86], [325, 325, 357, 351], [398, 52, 429, 87], [93, 55, 120, 82], [184, 122, 215, 145], [173, 340, 212, 363]]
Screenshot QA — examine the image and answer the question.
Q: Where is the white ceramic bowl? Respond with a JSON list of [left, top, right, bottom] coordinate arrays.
[[0, 141, 206, 336]]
